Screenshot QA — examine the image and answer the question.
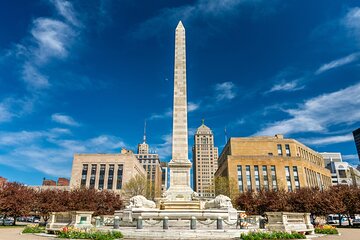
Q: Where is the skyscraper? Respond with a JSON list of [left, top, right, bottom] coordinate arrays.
[[353, 128, 360, 163], [192, 120, 218, 198], [135, 122, 162, 198]]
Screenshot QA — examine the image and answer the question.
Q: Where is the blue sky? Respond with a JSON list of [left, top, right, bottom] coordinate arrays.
[[1, 0, 360, 185]]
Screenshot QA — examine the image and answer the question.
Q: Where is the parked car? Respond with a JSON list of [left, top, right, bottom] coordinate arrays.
[[352, 218, 360, 226], [327, 215, 340, 224], [1, 218, 15, 226]]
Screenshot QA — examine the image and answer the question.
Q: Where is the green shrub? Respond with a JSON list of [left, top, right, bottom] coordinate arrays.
[[315, 227, 338, 235], [22, 224, 45, 234], [240, 231, 306, 240], [57, 227, 123, 240]]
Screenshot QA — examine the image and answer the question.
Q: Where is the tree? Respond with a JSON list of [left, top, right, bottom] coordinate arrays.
[[93, 190, 123, 215], [123, 175, 149, 199], [34, 189, 67, 223], [214, 176, 238, 199], [236, 189, 290, 215], [0, 182, 35, 225]]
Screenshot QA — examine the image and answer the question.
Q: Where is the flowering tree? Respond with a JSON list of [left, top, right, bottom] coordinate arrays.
[[0, 182, 35, 225]]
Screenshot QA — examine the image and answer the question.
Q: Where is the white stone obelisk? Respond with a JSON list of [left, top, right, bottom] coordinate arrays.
[[165, 21, 194, 201]]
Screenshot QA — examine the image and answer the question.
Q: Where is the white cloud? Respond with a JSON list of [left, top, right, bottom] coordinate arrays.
[[0, 129, 127, 177], [344, 7, 360, 43], [215, 81, 237, 101], [301, 134, 354, 146], [0, 103, 13, 123], [153, 134, 172, 160], [149, 109, 172, 120], [22, 63, 50, 89], [31, 18, 73, 61], [256, 82, 360, 136], [0, 97, 36, 123], [267, 80, 305, 93], [4, 0, 81, 91], [188, 102, 200, 112], [51, 113, 80, 126], [52, 0, 81, 27], [133, 0, 267, 39], [315, 53, 359, 75]]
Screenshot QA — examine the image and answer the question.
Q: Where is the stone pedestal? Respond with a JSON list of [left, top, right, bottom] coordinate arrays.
[[266, 212, 314, 234], [46, 211, 94, 233]]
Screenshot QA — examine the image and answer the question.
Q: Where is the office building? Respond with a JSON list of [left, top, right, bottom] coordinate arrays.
[[215, 134, 332, 194], [192, 120, 218, 198]]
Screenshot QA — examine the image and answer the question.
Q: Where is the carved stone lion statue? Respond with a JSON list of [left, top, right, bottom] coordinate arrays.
[[126, 195, 156, 209], [204, 194, 234, 209]]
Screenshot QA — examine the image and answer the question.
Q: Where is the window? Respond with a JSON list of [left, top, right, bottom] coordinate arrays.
[[338, 170, 346, 178], [254, 165, 260, 191], [80, 164, 88, 187], [293, 166, 300, 189], [285, 166, 292, 191], [237, 165, 243, 192], [107, 164, 114, 190], [271, 165, 277, 191], [285, 144, 291, 156], [89, 164, 97, 189], [116, 164, 123, 189], [246, 165, 252, 191], [98, 164, 106, 190], [262, 166, 269, 191], [277, 144, 283, 156]]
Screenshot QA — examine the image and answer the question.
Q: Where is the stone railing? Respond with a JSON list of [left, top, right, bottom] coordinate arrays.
[[265, 212, 314, 234]]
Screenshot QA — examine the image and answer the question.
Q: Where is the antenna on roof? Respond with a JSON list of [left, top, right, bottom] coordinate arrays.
[[143, 119, 147, 143]]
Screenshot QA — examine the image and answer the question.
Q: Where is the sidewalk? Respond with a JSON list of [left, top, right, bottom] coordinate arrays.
[[0, 227, 52, 240], [318, 228, 360, 240], [0, 225, 358, 240]]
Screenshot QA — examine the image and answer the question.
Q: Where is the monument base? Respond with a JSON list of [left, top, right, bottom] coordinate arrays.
[[116, 208, 239, 223], [165, 161, 195, 201], [160, 200, 200, 210]]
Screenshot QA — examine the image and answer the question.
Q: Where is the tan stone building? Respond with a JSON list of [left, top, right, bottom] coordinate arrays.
[[215, 134, 332, 193], [192, 121, 218, 198], [70, 149, 146, 192], [135, 139, 163, 198]]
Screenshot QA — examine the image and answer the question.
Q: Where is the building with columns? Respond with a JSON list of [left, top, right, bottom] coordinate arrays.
[[215, 134, 332, 194], [70, 148, 146, 193], [192, 120, 218, 198]]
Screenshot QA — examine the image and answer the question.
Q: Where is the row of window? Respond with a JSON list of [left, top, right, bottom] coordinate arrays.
[[81, 164, 123, 190], [237, 165, 301, 192], [297, 147, 322, 166], [304, 167, 329, 189], [137, 155, 159, 159], [285, 166, 300, 191], [277, 144, 291, 156], [237, 165, 278, 192]]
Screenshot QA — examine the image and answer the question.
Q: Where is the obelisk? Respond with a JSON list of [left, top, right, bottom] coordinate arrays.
[[165, 21, 194, 201]]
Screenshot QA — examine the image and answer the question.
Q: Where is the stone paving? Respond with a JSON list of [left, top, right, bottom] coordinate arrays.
[[0, 226, 359, 240]]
